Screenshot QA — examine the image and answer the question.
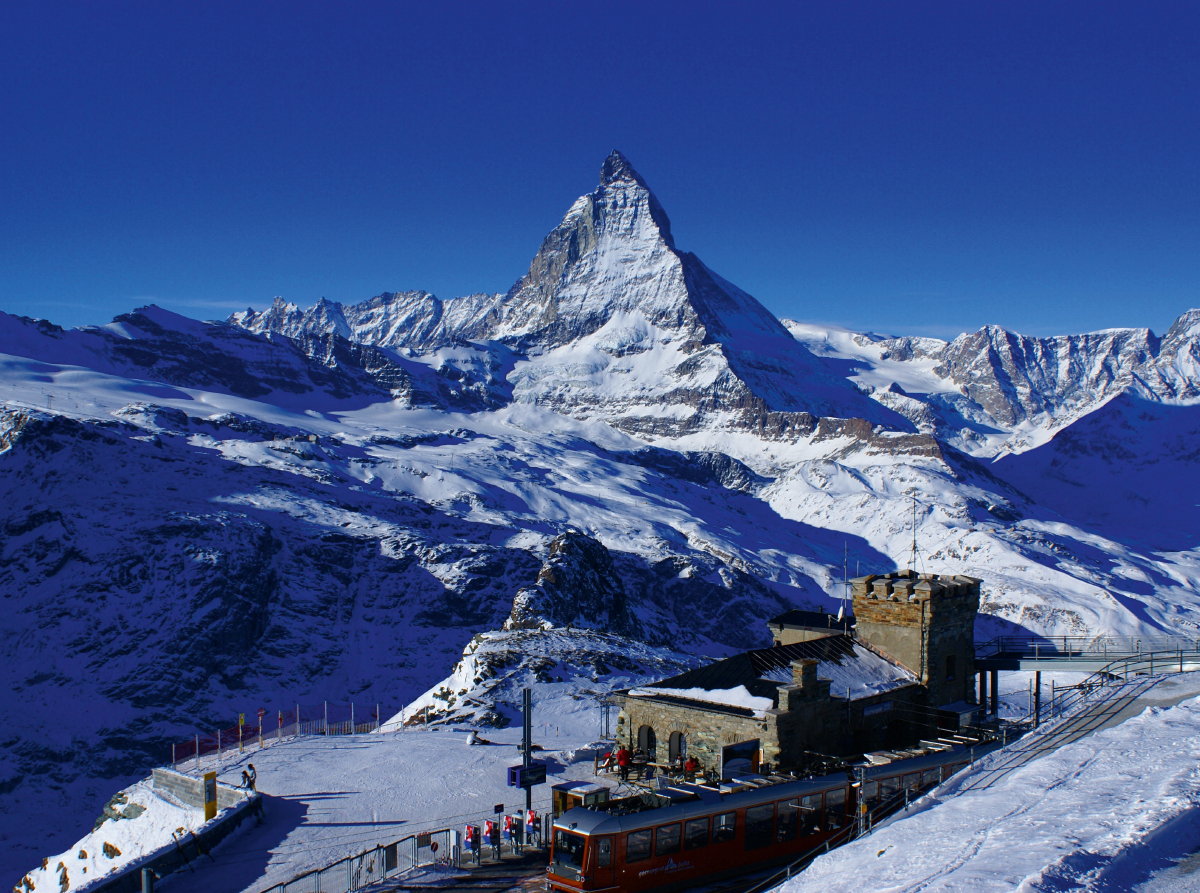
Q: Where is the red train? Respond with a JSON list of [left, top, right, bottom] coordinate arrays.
[[548, 743, 988, 893]]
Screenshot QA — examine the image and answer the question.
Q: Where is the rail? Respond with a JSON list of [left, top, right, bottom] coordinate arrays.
[[1025, 649, 1194, 724], [975, 634, 1200, 661], [260, 827, 459, 893]]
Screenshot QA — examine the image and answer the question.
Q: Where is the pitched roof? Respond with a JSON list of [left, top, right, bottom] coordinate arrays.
[[631, 638, 917, 712], [768, 608, 854, 632]]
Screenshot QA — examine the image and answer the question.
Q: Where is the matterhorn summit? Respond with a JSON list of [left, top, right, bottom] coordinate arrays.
[[232, 151, 903, 441]]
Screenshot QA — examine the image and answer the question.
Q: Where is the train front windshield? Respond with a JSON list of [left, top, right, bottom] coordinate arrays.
[[553, 829, 588, 880]]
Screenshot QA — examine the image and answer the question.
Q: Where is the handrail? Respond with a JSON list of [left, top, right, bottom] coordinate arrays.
[[1018, 648, 1193, 726], [975, 634, 1200, 660]]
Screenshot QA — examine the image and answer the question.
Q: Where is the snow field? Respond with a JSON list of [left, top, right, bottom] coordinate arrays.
[[782, 691, 1200, 892], [162, 688, 614, 893]]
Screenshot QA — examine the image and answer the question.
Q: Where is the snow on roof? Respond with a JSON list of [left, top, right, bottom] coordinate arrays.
[[628, 637, 918, 711], [759, 642, 917, 700], [627, 684, 775, 715]]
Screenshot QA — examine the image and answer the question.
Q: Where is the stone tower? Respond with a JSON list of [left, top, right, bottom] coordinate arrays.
[[851, 570, 981, 707]]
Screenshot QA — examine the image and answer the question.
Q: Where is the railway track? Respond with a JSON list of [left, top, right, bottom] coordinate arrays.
[[956, 675, 1163, 793]]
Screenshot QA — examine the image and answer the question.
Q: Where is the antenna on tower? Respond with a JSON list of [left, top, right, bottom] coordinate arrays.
[[908, 493, 927, 576], [838, 543, 847, 622]]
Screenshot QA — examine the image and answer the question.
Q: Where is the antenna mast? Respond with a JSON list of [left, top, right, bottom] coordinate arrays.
[[838, 543, 848, 622], [908, 493, 926, 576]]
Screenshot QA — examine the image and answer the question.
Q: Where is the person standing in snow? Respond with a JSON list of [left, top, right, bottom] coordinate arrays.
[[616, 745, 631, 782], [243, 763, 257, 791]]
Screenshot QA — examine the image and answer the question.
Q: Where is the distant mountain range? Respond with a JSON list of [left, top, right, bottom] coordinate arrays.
[[1, 151, 1197, 879]]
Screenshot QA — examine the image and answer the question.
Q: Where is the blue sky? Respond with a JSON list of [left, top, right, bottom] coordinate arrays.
[[1, 1, 1197, 338]]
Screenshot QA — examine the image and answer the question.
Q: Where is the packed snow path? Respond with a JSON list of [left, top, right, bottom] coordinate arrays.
[[781, 682, 1200, 892]]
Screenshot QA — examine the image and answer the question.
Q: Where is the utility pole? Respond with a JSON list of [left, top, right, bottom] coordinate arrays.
[[522, 688, 533, 813]]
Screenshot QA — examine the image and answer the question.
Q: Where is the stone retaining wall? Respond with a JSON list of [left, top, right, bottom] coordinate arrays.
[[79, 783, 261, 893], [151, 767, 246, 809]]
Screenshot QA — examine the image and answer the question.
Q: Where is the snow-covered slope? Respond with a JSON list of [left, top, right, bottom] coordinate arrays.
[[4, 151, 1200, 883], [786, 312, 1200, 458], [784, 691, 1200, 892]]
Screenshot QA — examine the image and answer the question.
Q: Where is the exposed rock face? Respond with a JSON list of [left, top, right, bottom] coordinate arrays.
[[506, 531, 638, 637], [229, 151, 905, 441], [617, 447, 768, 493], [839, 316, 1200, 440]]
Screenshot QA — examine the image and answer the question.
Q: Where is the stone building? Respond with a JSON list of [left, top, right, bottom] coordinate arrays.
[[769, 607, 854, 645], [614, 569, 982, 776]]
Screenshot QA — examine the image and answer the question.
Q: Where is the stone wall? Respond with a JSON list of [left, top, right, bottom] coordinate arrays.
[[151, 767, 248, 809], [616, 659, 934, 770], [852, 571, 980, 707], [616, 696, 773, 772]]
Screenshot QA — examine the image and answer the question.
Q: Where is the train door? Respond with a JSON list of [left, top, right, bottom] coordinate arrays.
[[593, 836, 615, 888]]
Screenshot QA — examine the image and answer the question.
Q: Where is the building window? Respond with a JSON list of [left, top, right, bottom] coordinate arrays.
[[945, 655, 956, 681], [669, 731, 686, 761]]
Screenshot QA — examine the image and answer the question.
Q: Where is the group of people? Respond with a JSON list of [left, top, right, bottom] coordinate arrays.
[[609, 746, 702, 782]]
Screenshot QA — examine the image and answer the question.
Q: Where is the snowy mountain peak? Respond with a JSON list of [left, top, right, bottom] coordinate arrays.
[[599, 149, 639, 186]]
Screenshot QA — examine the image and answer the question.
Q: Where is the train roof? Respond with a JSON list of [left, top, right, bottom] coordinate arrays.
[[554, 773, 851, 837], [554, 740, 991, 837]]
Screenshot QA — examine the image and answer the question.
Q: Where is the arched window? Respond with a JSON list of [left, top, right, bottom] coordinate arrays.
[[637, 725, 657, 758], [669, 731, 687, 761]]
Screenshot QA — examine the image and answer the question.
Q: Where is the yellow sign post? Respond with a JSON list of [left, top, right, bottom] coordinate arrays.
[[238, 713, 245, 754], [203, 771, 218, 821]]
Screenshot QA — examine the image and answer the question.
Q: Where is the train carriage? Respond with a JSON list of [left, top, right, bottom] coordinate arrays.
[[548, 745, 982, 893]]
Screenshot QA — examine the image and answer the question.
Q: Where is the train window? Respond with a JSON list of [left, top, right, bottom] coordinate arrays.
[[713, 812, 737, 844], [597, 837, 612, 868], [626, 829, 653, 863], [656, 823, 682, 856], [553, 830, 587, 879], [775, 798, 799, 842], [921, 769, 941, 789], [902, 773, 920, 791], [881, 776, 901, 800], [744, 804, 775, 850], [799, 793, 822, 836], [861, 781, 880, 806], [825, 788, 847, 829], [684, 817, 709, 849]]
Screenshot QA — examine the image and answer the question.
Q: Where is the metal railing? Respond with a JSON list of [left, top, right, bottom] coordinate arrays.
[[1028, 649, 1196, 724], [976, 635, 1200, 661], [744, 649, 1200, 893], [262, 828, 458, 893], [172, 703, 385, 771]]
